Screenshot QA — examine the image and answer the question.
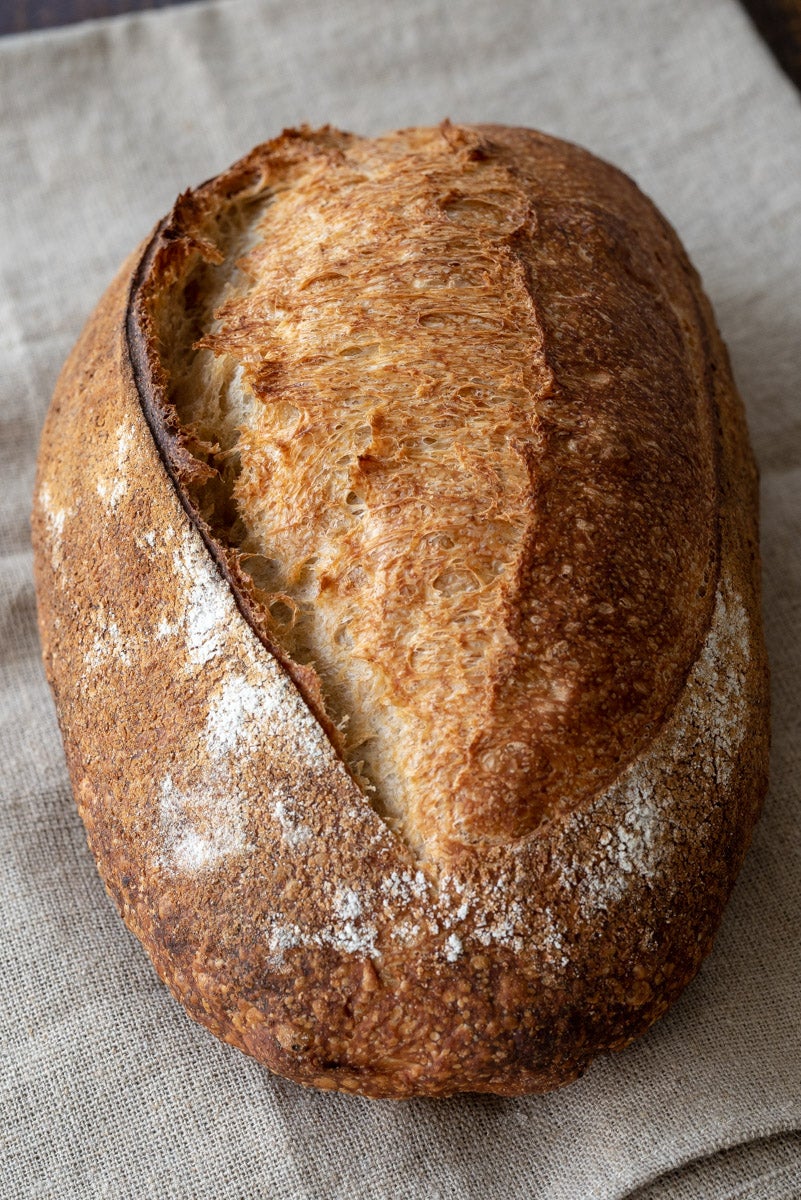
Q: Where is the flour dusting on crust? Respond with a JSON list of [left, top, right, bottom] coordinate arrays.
[[573, 578, 752, 913], [38, 481, 74, 574], [140, 518, 343, 874], [83, 603, 135, 670], [158, 774, 248, 873], [137, 503, 753, 954], [172, 529, 230, 667], [272, 796, 312, 847], [96, 421, 135, 513], [206, 674, 282, 756], [246, 575, 754, 959]]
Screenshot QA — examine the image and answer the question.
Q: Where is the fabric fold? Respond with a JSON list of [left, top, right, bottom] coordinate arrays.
[[1, 0, 799, 1196]]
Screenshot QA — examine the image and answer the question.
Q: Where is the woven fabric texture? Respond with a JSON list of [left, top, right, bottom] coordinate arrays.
[[1, 0, 800, 1196]]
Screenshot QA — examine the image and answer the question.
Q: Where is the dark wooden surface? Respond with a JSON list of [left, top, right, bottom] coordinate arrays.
[[741, 0, 801, 91], [1, 0, 801, 99], [0, 0, 199, 35]]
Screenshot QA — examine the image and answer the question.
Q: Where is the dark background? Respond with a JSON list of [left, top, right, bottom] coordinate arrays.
[[0, 0, 199, 33]]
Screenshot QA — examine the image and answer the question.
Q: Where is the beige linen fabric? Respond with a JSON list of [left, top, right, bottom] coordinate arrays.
[[1, 0, 800, 1196]]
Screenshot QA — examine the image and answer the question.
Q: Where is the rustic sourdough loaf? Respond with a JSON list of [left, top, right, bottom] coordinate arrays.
[[32, 123, 769, 1098]]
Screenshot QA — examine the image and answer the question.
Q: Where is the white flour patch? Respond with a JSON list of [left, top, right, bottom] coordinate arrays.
[[161, 530, 337, 772], [473, 898, 524, 952], [541, 907, 569, 966], [158, 773, 248, 873], [265, 904, 379, 961], [392, 921, 421, 945], [381, 869, 431, 906], [85, 606, 134, 670], [96, 421, 135, 512], [272, 797, 312, 848], [267, 924, 302, 958], [184, 573, 230, 666], [577, 578, 753, 914], [334, 888, 363, 921], [286, 707, 335, 771], [39, 481, 73, 573], [171, 528, 232, 667], [697, 587, 751, 789], [444, 933, 463, 961], [326, 917, 379, 957], [436, 875, 471, 928], [202, 663, 333, 782], [205, 673, 282, 756], [325, 886, 378, 954]]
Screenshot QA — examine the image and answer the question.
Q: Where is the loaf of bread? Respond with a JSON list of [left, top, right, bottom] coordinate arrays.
[[32, 123, 769, 1098]]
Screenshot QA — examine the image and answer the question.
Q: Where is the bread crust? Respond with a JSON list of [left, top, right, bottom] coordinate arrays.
[[32, 124, 769, 1098]]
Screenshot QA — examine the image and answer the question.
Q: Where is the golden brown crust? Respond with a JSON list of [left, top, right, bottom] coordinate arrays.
[[32, 124, 769, 1098], [126, 124, 721, 855]]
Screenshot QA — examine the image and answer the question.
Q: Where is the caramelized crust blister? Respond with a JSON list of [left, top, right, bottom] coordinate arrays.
[[32, 124, 769, 1097]]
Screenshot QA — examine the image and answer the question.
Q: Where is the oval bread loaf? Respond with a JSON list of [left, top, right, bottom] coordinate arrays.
[[32, 123, 769, 1098]]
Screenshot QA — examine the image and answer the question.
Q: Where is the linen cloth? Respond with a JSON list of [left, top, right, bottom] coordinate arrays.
[[1, 0, 800, 1195]]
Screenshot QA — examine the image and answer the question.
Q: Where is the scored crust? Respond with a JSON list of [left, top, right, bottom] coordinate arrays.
[[32, 124, 769, 1098], [129, 123, 722, 857]]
